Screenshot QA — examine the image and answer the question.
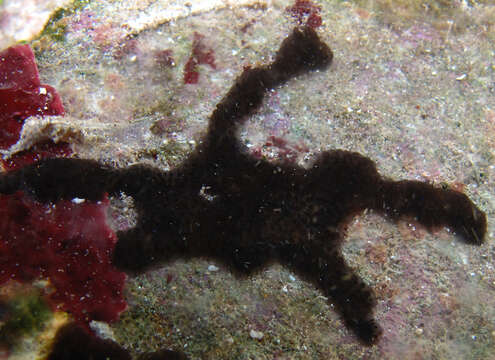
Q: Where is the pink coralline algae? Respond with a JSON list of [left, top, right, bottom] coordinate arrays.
[[183, 32, 216, 84], [0, 44, 127, 329]]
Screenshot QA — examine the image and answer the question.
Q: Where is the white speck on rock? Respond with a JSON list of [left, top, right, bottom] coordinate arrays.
[[250, 329, 264, 340], [89, 321, 115, 340], [208, 264, 219, 271]]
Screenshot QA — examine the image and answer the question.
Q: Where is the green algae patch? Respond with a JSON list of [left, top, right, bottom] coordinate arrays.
[[37, 0, 93, 45], [0, 292, 53, 350]]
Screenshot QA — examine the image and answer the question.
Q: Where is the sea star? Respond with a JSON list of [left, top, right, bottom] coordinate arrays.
[[0, 26, 486, 347]]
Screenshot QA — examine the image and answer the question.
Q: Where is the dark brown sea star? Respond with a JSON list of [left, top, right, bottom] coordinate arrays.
[[0, 26, 486, 348]]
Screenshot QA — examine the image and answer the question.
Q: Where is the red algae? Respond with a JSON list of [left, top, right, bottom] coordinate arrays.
[[286, 0, 322, 28], [0, 43, 127, 330], [1, 141, 73, 171], [0, 192, 126, 326], [0, 45, 64, 149], [183, 32, 216, 84], [154, 49, 175, 68], [252, 135, 309, 164]]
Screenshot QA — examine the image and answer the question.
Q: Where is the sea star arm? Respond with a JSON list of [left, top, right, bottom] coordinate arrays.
[[0, 158, 117, 201], [308, 150, 487, 245], [0, 157, 175, 202], [0, 25, 487, 351], [277, 241, 382, 345], [376, 179, 486, 245], [204, 26, 333, 150]]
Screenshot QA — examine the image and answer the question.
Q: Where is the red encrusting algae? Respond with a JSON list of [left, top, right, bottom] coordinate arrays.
[[1, 141, 73, 171], [251, 135, 310, 164], [183, 32, 216, 84], [286, 0, 323, 29], [0, 192, 127, 326], [0, 45, 64, 149], [0, 44, 127, 330]]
